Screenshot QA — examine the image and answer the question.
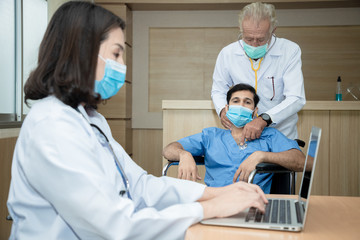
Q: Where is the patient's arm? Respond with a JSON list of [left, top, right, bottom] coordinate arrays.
[[162, 142, 201, 181], [233, 149, 305, 183]]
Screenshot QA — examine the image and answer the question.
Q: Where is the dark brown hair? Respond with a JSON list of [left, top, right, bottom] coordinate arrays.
[[24, 1, 125, 109], [226, 83, 260, 107]]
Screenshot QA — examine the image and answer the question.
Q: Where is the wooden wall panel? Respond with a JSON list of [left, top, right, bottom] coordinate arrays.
[[108, 119, 133, 155], [0, 137, 17, 239], [97, 81, 132, 118], [132, 129, 163, 176], [100, 3, 133, 46], [149, 28, 236, 112], [94, 1, 360, 11], [148, 26, 360, 113], [276, 26, 360, 101], [329, 111, 360, 196], [124, 43, 133, 83], [296, 110, 330, 196]]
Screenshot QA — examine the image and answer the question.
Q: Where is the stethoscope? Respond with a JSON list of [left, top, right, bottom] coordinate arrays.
[[237, 33, 277, 94], [76, 105, 131, 199]]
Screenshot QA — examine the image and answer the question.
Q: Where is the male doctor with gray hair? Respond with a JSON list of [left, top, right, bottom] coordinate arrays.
[[211, 2, 305, 145]]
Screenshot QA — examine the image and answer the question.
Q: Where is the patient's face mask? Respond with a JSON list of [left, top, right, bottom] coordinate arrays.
[[243, 42, 268, 59], [95, 55, 126, 99], [226, 105, 254, 128]]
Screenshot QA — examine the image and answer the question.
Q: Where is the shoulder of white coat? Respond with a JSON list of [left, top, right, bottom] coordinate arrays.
[[219, 41, 239, 55], [26, 96, 77, 123], [20, 96, 89, 141], [275, 37, 301, 52]]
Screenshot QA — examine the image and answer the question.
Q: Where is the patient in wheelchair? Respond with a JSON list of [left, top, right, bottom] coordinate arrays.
[[163, 83, 305, 194]]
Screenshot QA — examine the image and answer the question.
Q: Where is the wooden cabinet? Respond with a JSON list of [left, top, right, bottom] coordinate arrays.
[[95, 0, 360, 10], [296, 102, 360, 196], [162, 100, 360, 197], [0, 135, 17, 239]]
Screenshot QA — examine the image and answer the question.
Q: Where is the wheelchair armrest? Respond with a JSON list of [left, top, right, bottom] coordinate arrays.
[[255, 162, 293, 173], [295, 139, 305, 148], [193, 156, 205, 165], [248, 163, 293, 184]]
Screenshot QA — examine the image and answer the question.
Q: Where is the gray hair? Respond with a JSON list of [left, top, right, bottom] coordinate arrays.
[[238, 2, 278, 34]]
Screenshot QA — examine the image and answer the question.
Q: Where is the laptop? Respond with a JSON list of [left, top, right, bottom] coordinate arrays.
[[201, 126, 322, 232]]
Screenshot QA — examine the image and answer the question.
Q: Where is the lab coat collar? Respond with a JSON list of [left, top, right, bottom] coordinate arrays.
[[77, 105, 91, 123], [234, 36, 282, 57]]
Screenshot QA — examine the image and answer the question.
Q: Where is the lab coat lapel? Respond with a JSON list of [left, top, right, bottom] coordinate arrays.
[[234, 42, 256, 85], [257, 37, 282, 83]]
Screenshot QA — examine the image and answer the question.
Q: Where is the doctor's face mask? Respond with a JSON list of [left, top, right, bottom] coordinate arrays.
[[243, 42, 268, 59], [95, 55, 126, 99]]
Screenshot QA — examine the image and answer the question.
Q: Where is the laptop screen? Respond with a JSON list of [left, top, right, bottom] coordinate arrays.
[[298, 126, 322, 223]]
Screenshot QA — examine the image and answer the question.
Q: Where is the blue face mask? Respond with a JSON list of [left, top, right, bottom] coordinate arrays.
[[243, 41, 268, 59], [95, 55, 126, 99], [226, 105, 254, 128]]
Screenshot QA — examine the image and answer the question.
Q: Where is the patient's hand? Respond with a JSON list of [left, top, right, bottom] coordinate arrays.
[[178, 151, 201, 181], [233, 151, 264, 183]]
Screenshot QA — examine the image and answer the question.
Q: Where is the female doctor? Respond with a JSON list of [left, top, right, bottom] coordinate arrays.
[[7, 2, 267, 239]]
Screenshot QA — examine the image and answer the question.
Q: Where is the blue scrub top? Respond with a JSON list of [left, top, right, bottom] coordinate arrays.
[[178, 127, 300, 194]]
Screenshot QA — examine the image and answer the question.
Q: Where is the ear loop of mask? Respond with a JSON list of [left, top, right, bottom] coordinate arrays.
[[98, 54, 106, 62]]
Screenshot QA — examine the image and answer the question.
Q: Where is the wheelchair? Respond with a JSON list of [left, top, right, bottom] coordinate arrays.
[[163, 139, 305, 195]]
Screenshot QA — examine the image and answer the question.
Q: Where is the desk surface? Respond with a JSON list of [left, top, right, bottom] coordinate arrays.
[[186, 195, 360, 240]]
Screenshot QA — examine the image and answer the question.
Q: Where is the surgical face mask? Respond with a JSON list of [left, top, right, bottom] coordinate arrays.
[[243, 41, 268, 59], [226, 105, 254, 128], [95, 55, 126, 99]]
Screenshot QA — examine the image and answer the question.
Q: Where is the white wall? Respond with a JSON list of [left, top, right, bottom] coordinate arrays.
[[0, 0, 47, 119], [0, 0, 15, 114], [22, 0, 48, 114]]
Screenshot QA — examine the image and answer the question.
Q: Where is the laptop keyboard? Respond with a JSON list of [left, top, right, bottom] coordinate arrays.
[[245, 199, 293, 224]]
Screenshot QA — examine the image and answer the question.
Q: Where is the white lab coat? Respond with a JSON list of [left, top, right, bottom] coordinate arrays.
[[211, 36, 306, 139], [7, 96, 205, 240]]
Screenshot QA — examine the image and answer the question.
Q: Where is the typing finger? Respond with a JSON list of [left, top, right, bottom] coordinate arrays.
[[249, 184, 268, 204]]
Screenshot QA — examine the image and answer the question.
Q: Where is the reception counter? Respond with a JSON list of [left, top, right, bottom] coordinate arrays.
[[162, 100, 360, 196]]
